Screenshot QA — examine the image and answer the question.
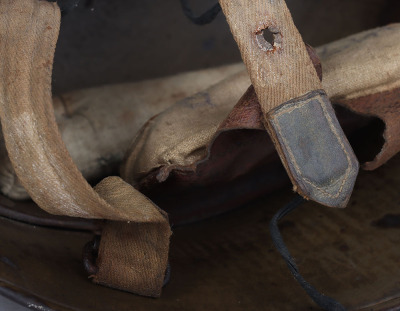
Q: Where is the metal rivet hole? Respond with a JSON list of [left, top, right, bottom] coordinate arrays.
[[256, 27, 282, 52]]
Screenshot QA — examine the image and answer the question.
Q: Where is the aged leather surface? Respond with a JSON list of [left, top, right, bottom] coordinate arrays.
[[266, 90, 359, 207], [0, 63, 245, 201]]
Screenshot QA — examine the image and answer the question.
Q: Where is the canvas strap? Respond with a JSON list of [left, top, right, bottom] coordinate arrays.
[[0, 0, 170, 297], [219, 0, 359, 208]]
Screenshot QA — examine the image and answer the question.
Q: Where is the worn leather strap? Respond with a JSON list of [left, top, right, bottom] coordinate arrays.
[[266, 90, 359, 207], [0, 0, 170, 297], [219, 0, 358, 207]]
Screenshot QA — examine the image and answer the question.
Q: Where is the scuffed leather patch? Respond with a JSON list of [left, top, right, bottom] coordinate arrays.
[[266, 90, 359, 208]]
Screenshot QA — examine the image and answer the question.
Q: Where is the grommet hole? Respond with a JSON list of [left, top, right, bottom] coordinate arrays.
[[255, 27, 282, 52], [263, 28, 275, 46]]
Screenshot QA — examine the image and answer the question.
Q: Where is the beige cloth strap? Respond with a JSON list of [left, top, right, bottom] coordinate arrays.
[[219, 0, 359, 207], [219, 0, 321, 112], [94, 177, 171, 297], [0, 0, 170, 297]]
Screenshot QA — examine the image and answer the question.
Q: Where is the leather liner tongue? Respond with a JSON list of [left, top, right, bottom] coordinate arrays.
[[219, 0, 359, 207]]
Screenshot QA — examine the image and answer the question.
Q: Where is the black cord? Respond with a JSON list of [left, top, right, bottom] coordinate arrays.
[[269, 195, 347, 311], [180, 0, 221, 25]]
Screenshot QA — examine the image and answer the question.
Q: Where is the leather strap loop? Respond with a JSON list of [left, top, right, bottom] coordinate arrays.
[[0, 0, 170, 297]]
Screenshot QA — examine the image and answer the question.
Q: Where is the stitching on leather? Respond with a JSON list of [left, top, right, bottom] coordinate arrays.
[[272, 93, 352, 198], [271, 91, 353, 199]]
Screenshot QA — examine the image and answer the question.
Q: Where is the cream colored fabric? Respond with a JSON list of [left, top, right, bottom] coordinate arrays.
[[218, 0, 321, 113], [0, 63, 244, 200], [122, 70, 251, 183], [123, 24, 400, 181], [320, 24, 400, 101]]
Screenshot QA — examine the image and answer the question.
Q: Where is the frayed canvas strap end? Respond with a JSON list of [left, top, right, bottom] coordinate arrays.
[[91, 177, 171, 298]]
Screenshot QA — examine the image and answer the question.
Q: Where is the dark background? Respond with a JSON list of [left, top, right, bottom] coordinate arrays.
[[52, 0, 400, 94]]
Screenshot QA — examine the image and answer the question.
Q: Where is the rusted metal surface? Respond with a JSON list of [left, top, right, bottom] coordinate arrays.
[[2, 153, 400, 310]]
